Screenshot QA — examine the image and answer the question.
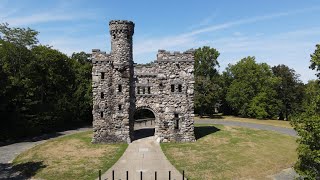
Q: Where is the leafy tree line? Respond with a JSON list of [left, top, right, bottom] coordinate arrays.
[[0, 23, 92, 141], [194, 47, 304, 120]]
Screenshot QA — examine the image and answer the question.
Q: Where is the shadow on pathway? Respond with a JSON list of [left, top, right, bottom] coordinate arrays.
[[133, 128, 155, 141]]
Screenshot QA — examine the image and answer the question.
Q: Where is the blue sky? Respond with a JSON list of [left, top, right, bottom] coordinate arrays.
[[1, 0, 320, 82]]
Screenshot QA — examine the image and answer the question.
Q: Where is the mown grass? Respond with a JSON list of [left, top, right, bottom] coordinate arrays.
[[13, 131, 127, 180], [194, 115, 293, 128], [161, 124, 297, 180]]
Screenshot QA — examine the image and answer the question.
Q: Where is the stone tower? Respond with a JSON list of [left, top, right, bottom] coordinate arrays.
[[92, 20, 195, 143], [92, 20, 135, 143]]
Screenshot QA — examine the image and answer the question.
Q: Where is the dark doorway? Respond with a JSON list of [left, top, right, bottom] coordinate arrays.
[[133, 108, 155, 140]]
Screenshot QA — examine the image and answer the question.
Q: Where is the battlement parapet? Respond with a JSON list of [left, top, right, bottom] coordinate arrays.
[[109, 20, 134, 35], [156, 49, 195, 62], [92, 49, 112, 64]]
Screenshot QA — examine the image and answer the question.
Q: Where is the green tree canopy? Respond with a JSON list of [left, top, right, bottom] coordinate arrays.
[[194, 46, 221, 116], [224, 56, 281, 119], [272, 64, 304, 120], [0, 24, 92, 141], [291, 44, 320, 178], [310, 44, 320, 78], [0, 23, 39, 47]]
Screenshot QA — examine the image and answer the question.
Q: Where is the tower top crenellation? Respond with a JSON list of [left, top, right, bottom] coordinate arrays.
[[109, 20, 134, 36]]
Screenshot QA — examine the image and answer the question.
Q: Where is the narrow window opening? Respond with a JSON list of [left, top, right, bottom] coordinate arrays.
[[171, 84, 175, 92], [137, 87, 140, 94], [101, 72, 105, 79], [148, 87, 151, 94], [101, 92, 104, 99], [100, 112, 104, 118], [174, 113, 179, 129], [178, 84, 182, 92], [118, 84, 122, 92], [118, 105, 122, 111], [174, 113, 179, 118], [143, 87, 145, 94], [113, 34, 116, 39]]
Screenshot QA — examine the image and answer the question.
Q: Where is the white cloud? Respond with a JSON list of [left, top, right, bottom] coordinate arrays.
[[40, 34, 108, 56], [4, 12, 96, 26]]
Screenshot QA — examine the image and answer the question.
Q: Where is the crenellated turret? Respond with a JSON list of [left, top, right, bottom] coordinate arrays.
[[109, 20, 134, 67]]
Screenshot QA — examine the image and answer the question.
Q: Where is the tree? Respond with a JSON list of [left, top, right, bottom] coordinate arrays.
[[194, 46, 221, 116], [70, 52, 92, 123], [0, 23, 38, 47], [291, 44, 320, 179], [0, 24, 93, 140], [272, 64, 304, 120], [310, 44, 320, 78], [224, 56, 281, 119], [292, 80, 320, 178]]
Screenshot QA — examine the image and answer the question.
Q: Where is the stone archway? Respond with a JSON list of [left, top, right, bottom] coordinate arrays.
[[132, 106, 158, 141]]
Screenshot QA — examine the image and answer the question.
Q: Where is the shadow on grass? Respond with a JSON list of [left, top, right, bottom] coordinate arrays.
[[195, 126, 220, 140], [0, 161, 46, 180], [133, 128, 155, 141]]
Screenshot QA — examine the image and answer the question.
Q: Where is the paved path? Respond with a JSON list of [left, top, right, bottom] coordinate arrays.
[[195, 119, 297, 137], [99, 136, 184, 180], [0, 127, 91, 179]]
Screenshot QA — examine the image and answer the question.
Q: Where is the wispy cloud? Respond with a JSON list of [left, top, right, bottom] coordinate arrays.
[[134, 7, 320, 57], [1, 0, 97, 26], [40, 34, 107, 56], [4, 12, 96, 26], [187, 12, 218, 30], [182, 7, 320, 37], [133, 6, 320, 82]]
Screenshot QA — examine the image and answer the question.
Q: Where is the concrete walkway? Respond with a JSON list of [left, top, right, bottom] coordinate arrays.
[[99, 136, 184, 180]]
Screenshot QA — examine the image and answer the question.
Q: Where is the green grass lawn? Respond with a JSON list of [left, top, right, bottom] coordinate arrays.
[[161, 124, 297, 180], [13, 131, 127, 180]]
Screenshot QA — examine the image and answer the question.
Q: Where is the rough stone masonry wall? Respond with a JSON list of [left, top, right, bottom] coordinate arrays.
[[92, 20, 195, 143], [155, 50, 195, 142]]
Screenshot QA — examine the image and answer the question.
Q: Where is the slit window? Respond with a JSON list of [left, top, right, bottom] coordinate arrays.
[[101, 72, 105, 79], [174, 113, 179, 129], [137, 87, 140, 94], [178, 84, 182, 92], [101, 92, 104, 99], [118, 84, 122, 92], [118, 105, 122, 111], [143, 88, 145, 94], [100, 112, 104, 118], [148, 87, 151, 94], [171, 84, 175, 92]]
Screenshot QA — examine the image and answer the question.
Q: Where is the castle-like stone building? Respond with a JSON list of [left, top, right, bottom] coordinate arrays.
[[91, 20, 195, 143]]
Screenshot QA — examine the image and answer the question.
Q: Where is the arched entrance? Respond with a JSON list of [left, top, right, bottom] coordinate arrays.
[[133, 107, 156, 140]]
